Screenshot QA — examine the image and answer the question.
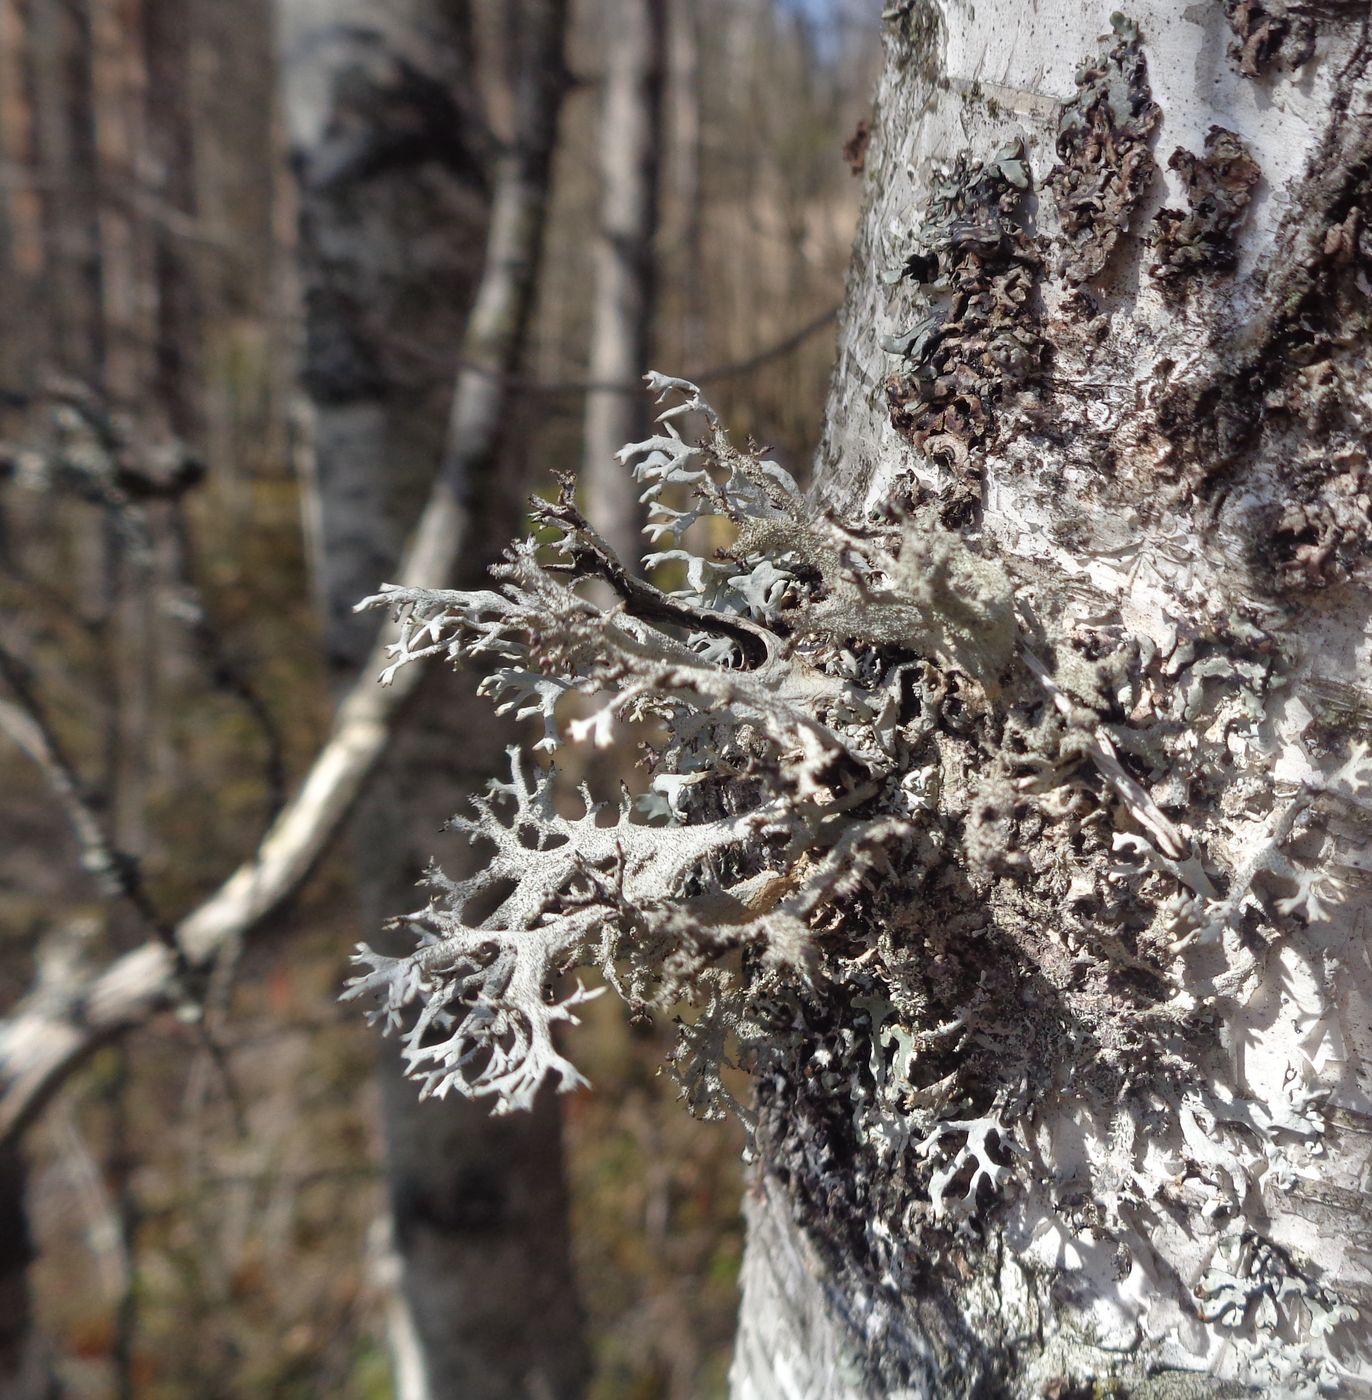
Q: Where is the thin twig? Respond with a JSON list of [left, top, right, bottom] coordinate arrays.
[[0, 640, 174, 947], [183, 939, 251, 1143], [381, 303, 841, 395]]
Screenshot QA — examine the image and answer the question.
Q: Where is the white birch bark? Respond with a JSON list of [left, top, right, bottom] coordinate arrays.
[[732, 2, 1372, 1395]]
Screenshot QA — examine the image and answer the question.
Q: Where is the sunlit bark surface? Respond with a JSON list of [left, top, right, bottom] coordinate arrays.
[[733, 4, 1372, 1395]]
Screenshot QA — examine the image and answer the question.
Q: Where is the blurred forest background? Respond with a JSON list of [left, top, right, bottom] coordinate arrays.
[[0, 0, 878, 1395]]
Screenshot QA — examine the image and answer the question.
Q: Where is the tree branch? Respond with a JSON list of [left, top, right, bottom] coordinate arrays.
[[0, 0, 568, 1147], [0, 642, 173, 945]]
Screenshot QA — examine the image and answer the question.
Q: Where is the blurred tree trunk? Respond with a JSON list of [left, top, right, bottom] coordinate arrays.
[[278, 2, 588, 1396], [140, 0, 201, 440], [0, 1149, 54, 1400], [24, 0, 103, 384], [1, 5, 107, 1392], [581, 0, 662, 566], [667, 0, 703, 370], [0, 1, 22, 397], [731, 3, 1372, 1396]]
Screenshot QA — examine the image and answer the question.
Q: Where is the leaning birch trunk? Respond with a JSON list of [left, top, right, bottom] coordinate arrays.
[[732, 3, 1372, 1396], [581, 0, 663, 565], [278, 2, 588, 1397]]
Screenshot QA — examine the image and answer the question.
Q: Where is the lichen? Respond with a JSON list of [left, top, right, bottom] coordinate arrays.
[[349, 374, 1017, 1125], [1196, 1232, 1358, 1395], [1048, 16, 1160, 285], [1150, 127, 1260, 283], [1265, 446, 1372, 590], [348, 376, 1362, 1379], [880, 140, 1043, 522], [1221, 0, 1315, 79], [880, 0, 943, 80]]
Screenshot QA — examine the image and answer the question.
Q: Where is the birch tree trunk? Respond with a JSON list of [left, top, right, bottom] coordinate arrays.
[[733, 3, 1372, 1395], [582, 0, 663, 565], [279, 3, 587, 1396]]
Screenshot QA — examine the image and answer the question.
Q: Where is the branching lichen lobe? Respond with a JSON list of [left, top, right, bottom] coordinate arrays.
[[345, 353, 1369, 1392], [348, 375, 1028, 1123]]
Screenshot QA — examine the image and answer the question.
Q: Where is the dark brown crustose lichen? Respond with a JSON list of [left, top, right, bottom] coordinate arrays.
[[1151, 126, 1260, 281], [881, 141, 1042, 521], [1048, 15, 1160, 286]]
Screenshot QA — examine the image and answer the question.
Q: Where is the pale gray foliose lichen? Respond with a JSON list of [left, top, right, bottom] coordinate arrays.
[[345, 376, 1369, 1383], [346, 373, 1020, 1116]]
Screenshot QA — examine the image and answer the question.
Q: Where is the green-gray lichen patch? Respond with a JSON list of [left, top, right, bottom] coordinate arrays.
[[1150, 127, 1260, 283], [1048, 16, 1160, 285], [347, 375, 1026, 1118]]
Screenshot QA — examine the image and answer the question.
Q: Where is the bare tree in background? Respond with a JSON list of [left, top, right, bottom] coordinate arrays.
[[0, 0, 884, 1391], [3, 3, 109, 1392], [0, 2, 587, 1395], [581, 0, 664, 565], [278, 0, 588, 1393], [24, 0, 104, 385], [666, 0, 703, 372], [0, 1148, 51, 1397], [141, 0, 201, 441]]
